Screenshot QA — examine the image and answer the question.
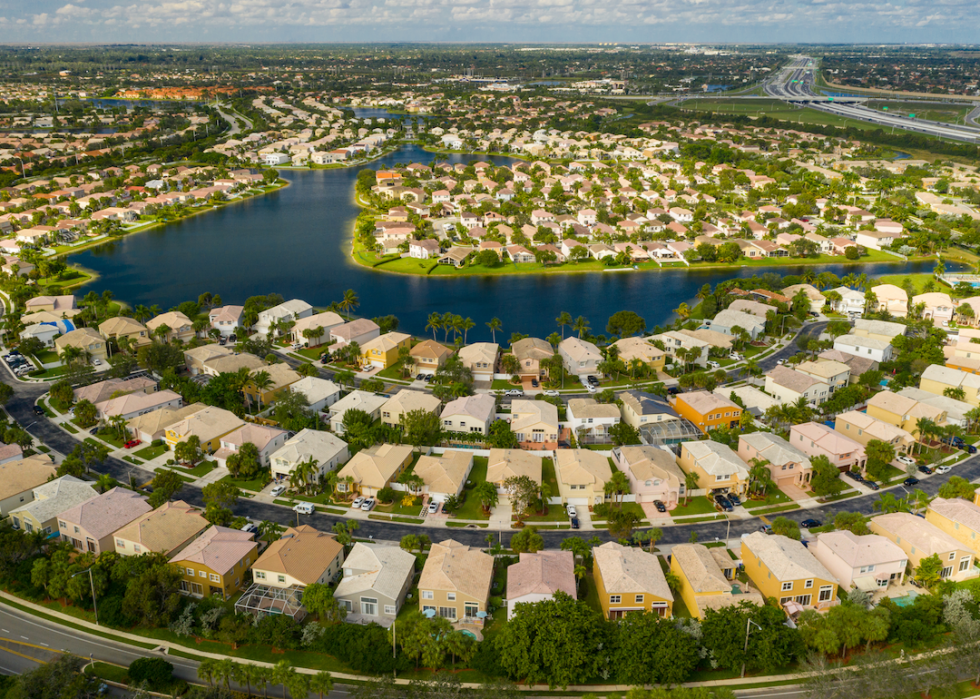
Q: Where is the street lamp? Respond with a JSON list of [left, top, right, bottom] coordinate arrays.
[[740, 618, 762, 678], [71, 569, 99, 625]]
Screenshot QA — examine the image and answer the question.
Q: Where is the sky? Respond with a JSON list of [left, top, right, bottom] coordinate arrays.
[[2, 0, 980, 43]]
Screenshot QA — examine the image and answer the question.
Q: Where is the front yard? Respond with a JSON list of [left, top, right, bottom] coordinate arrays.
[[671, 496, 722, 516], [742, 487, 793, 510], [453, 456, 491, 520]]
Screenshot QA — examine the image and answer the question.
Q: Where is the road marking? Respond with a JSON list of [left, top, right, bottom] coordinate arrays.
[[40, 642, 48, 647], [0, 629, 7, 633], [19, 636, 27, 640]]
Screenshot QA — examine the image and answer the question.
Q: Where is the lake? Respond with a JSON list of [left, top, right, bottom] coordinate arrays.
[[69, 143, 945, 343]]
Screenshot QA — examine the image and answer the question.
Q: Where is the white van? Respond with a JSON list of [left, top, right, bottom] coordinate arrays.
[[293, 502, 315, 515]]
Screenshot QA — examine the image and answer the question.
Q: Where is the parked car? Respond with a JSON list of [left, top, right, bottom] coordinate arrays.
[[585, 383, 597, 394], [320, 355, 331, 365], [505, 389, 523, 397], [726, 493, 742, 507], [360, 498, 375, 512], [293, 502, 315, 515], [270, 484, 286, 497], [291, 343, 303, 351], [124, 439, 142, 449], [714, 494, 733, 512], [708, 361, 721, 369], [427, 501, 439, 514], [92, 358, 102, 366], [240, 522, 259, 534], [935, 465, 953, 475], [903, 477, 920, 487], [566, 505, 577, 518], [88, 427, 99, 435], [32, 405, 44, 416], [865, 480, 880, 491], [800, 519, 822, 529], [844, 470, 862, 481], [531, 378, 539, 388], [897, 455, 916, 467], [653, 500, 667, 513], [759, 524, 773, 534], [543, 390, 560, 397], [351, 496, 365, 509], [968, 445, 978, 455], [570, 516, 580, 529], [918, 465, 934, 475]]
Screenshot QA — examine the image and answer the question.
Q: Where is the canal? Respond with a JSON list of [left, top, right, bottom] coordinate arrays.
[[70, 143, 943, 342]]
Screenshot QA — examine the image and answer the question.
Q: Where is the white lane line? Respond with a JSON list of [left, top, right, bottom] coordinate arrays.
[[0, 629, 7, 633], [40, 642, 49, 647], [19, 636, 27, 640]]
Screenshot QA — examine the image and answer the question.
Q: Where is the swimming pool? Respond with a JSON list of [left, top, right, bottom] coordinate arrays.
[[460, 630, 478, 639], [891, 590, 920, 607]]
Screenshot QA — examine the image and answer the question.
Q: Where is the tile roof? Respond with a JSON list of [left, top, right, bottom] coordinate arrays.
[[413, 450, 473, 495], [814, 530, 907, 568], [58, 487, 151, 540], [743, 532, 838, 582], [419, 539, 493, 601], [337, 443, 413, 490], [335, 543, 416, 601], [487, 448, 543, 484], [871, 512, 967, 556], [929, 497, 980, 535], [112, 500, 207, 554], [554, 449, 612, 487], [672, 543, 731, 594], [507, 551, 576, 599], [253, 525, 344, 586], [0, 455, 56, 501], [594, 542, 672, 600], [9, 476, 98, 524], [170, 525, 257, 577]]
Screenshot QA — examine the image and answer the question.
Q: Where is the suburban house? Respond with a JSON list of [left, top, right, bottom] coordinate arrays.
[[98, 316, 150, 347], [9, 476, 97, 538], [790, 422, 867, 472], [619, 390, 682, 432], [851, 318, 907, 343], [0, 456, 58, 517], [558, 337, 602, 377], [291, 311, 344, 346], [670, 543, 764, 619], [113, 500, 208, 557], [913, 292, 955, 324], [609, 337, 666, 372], [185, 344, 235, 375], [672, 391, 742, 434], [566, 398, 621, 442], [289, 376, 343, 413], [270, 429, 350, 484], [55, 328, 108, 363], [213, 423, 289, 470], [794, 360, 851, 392], [867, 390, 947, 438], [920, 365, 980, 407], [244, 364, 302, 408], [834, 411, 915, 455], [897, 387, 973, 429], [834, 335, 894, 363], [25, 295, 76, 314], [487, 449, 543, 490], [418, 539, 494, 625], [440, 394, 496, 435], [870, 284, 908, 317], [171, 526, 258, 600], [764, 365, 830, 406], [336, 443, 414, 497], [869, 512, 977, 582], [334, 543, 416, 624], [360, 332, 413, 370], [208, 305, 244, 338], [95, 389, 182, 422], [553, 449, 613, 506], [926, 497, 980, 556], [330, 391, 387, 435], [413, 450, 474, 503], [819, 349, 879, 382], [737, 432, 813, 490], [613, 445, 684, 507], [128, 403, 206, 444], [593, 542, 673, 619], [458, 342, 499, 383], [510, 337, 555, 379], [165, 406, 245, 453], [410, 340, 453, 376], [828, 286, 866, 316], [254, 299, 313, 338], [677, 440, 750, 497], [810, 531, 908, 593], [705, 309, 765, 340], [380, 389, 442, 428], [58, 487, 152, 555], [331, 319, 381, 349], [146, 311, 196, 343], [510, 399, 560, 448], [507, 551, 577, 619], [741, 532, 839, 615]]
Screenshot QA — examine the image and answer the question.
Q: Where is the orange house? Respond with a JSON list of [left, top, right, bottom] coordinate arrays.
[[671, 391, 742, 434]]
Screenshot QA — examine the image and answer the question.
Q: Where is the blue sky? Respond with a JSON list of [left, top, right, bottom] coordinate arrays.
[[2, 0, 979, 43]]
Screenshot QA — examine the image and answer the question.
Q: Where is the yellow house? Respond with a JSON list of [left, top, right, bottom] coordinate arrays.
[[741, 532, 839, 614], [593, 542, 673, 619], [360, 332, 412, 370], [834, 411, 915, 455], [418, 539, 493, 625], [170, 526, 258, 599], [866, 391, 946, 438], [670, 543, 764, 620], [54, 328, 108, 363], [870, 512, 976, 582], [609, 336, 666, 373], [553, 449, 613, 506], [250, 525, 345, 591], [243, 363, 302, 408], [677, 440, 750, 496], [920, 365, 980, 408], [926, 497, 980, 557], [165, 406, 245, 453]]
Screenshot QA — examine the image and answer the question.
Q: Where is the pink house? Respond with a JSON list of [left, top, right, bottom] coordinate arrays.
[[811, 531, 908, 593], [789, 422, 867, 472], [612, 445, 684, 506]]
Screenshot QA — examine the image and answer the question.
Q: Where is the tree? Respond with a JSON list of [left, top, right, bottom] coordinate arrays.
[[771, 516, 801, 540], [614, 612, 699, 685], [606, 311, 646, 338], [202, 481, 240, 525], [122, 555, 183, 627], [270, 660, 296, 699], [607, 509, 640, 538], [174, 435, 203, 466], [511, 526, 544, 553], [487, 419, 519, 448], [833, 511, 870, 535], [5, 655, 101, 699], [49, 379, 75, 407], [148, 469, 184, 507], [603, 470, 631, 509], [683, 471, 700, 504], [864, 439, 896, 481], [259, 520, 284, 542], [128, 658, 174, 691], [701, 602, 803, 675], [608, 422, 641, 446], [474, 481, 499, 513], [402, 408, 441, 451], [504, 475, 539, 520], [226, 441, 263, 480], [914, 553, 944, 589], [302, 582, 346, 622], [556, 311, 572, 339], [809, 455, 844, 499], [73, 399, 98, 428], [494, 592, 609, 688], [310, 672, 334, 699], [938, 475, 977, 500]]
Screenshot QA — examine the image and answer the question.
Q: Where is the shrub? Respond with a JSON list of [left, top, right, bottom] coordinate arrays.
[[128, 658, 174, 690]]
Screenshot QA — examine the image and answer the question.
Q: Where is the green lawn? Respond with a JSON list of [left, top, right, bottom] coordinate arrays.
[[173, 460, 217, 478], [671, 496, 719, 516], [454, 456, 491, 520], [84, 662, 128, 685], [94, 429, 127, 449], [61, 422, 79, 434], [593, 502, 648, 524], [742, 487, 793, 510], [33, 349, 61, 365], [133, 443, 168, 461], [220, 472, 270, 492], [874, 273, 935, 294]]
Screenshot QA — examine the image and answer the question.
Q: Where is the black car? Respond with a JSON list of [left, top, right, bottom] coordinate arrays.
[[918, 465, 934, 475], [320, 355, 330, 364], [653, 500, 667, 513], [726, 493, 742, 507], [865, 480, 880, 491], [666, 386, 681, 395], [759, 524, 773, 534], [531, 378, 539, 388], [32, 405, 44, 416], [89, 427, 99, 435], [968, 445, 978, 455], [904, 477, 920, 487], [843, 470, 861, 481], [587, 375, 600, 386], [570, 516, 580, 530], [800, 519, 822, 529], [713, 494, 733, 512]]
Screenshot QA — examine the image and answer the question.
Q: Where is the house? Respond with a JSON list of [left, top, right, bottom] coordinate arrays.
[[330, 390, 387, 434], [440, 394, 496, 435], [619, 390, 682, 431], [926, 497, 980, 556], [201, 353, 266, 377], [208, 306, 244, 338], [764, 365, 831, 406], [334, 543, 416, 623], [794, 360, 851, 392], [410, 340, 453, 376], [920, 365, 980, 407], [705, 309, 765, 340], [609, 336, 666, 372], [165, 406, 245, 453], [291, 312, 345, 346], [913, 292, 955, 325], [409, 239, 441, 259], [185, 344, 235, 375], [58, 487, 152, 555], [855, 229, 900, 251], [0, 455, 57, 517], [270, 429, 350, 484], [677, 440, 750, 496], [789, 422, 867, 473], [741, 532, 839, 615], [289, 376, 343, 413], [171, 526, 258, 600], [213, 424, 289, 470], [738, 432, 813, 490], [244, 364, 302, 408], [593, 542, 673, 619], [827, 287, 865, 316], [834, 411, 915, 455], [554, 449, 612, 506], [25, 295, 76, 314], [95, 389, 183, 422], [146, 311, 195, 343], [380, 389, 442, 428], [510, 399, 560, 447], [55, 328, 108, 363], [866, 391, 946, 438], [651, 330, 710, 366], [851, 318, 906, 343], [566, 398, 621, 442], [833, 335, 894, 363], [20, 323, 61, 348], [670, 543, 764, 619], [254, 299, 314, 338], [818, 349, 878, 382], [507, 551, 577, 619], [128, 403, 206, 444], [869, 513, 976, 582], [613, 445, 684, 507], [360, 332, 412, 370], [330, 319, 381, 349], [413, 450, 474, 502], [113, 500, 208, 557], [811, 531, 908, 593], [487, 449, 542, 489], [897, 387, 973, 429], [782, 284, 826, 314], [870, 284, 908, 317], [98, 316, 150, 347], [418, 539, 494, 625], [510, 338, 554, 379], [9, 476, 97, 538], [558, 337, 602, 378], [672, 391, 742, 434], [336, 443, 414, 497], [458, 342, 499, 383]]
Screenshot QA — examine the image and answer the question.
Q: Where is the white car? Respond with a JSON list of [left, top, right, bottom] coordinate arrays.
[[585, 384, 597, 394], [351, 496, 365, 509], [270, 484, 286, 497], [730, 353, 744, 361], [566, 505, 577, 518], [897, 455, 916, 467], [936, 465, 953, 474], [291, 343, 303, 351], [543, 389, 560, 397], [505, 389, 524, 397], [293, 502, 315, 515], [708, 361, 721, 369], [92, 358, 102, 366], [360, 498, 376, 511]]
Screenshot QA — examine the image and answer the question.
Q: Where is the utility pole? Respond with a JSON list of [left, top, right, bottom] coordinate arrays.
[[740, 619, 762, 678], [71, 569, 99, 625]]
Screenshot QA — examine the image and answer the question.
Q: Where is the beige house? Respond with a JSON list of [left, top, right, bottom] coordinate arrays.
[[558, 337, 602, 377], [330, 390, 387, 435], [458, 342, 499, 382], [409, 340, 453, 376], [55, 328, 108, 363], [869, 284, 908, 317], [670, 543, 764, 619], [128, 402, 206, 443], [764, 365, 830, 406], [487, 448, 542, 489], [165, 406, 245, 453], [9, 476, 97, 538], [58, 487, 152, 555], [507, 551, 576, 619], [870, 512, 976, 582], [184, 344, 234, 375], [270, 428, 350, 483], [244, 364, 302, 408], [678, 440, 750, 496], [250, 525, 345, 592], [291, 311, 344, 346], [380, 389, 442, 428], [510, 399, 560, 447], [440, 394, 496, 435], [413, 450, 474, 502], [554, 449, 612, 505], [335, 543, 416, 622], [418, 539, 494, 625], [336, 443, 414, 497], [98, 316, 150, 347], [147, 311, 196, 343], [0, 455, 57, 517], [609, 336, 666, 371], [867, 390, 946, 438], [510, 337, 554, 378], [794, 360, 850, 391], [113, 500, 208, 557], [834, 411, 915, 454]]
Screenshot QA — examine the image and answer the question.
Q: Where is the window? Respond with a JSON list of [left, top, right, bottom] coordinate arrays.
[[818, 586, 833, 602], [199, 571, 207, 578], [210, 574, 220, 583], [186, 568, 195, 576], [941, 566, 954, 579], [59, 521, 66, 529], [960, 557, 973, 572], [277, 575, 286, 583], [384, 605, 396, 616], [447, 593, 456, 601], [609, 595, 621, 604], [361, 597, 378, 616], [464, 602, 479, 618], [805, 579, 813, 589], [439, 606, 457, 619], [255, 571, 266, 580], [949, 552, 956, 561], [795, 594, 812, 606], [635, 594, 644, 604], [421, 590, 434, 600], [781, 582, 793, 592], [134, 545, 141, 554], [116, 540, 125, 548]]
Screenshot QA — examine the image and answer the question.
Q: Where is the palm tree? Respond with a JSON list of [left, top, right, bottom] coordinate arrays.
[[231, 663, 259, 697], [216, 659, 236, 691], [684, 471, 700, 504], [247, 370, 273, 410], [197, 659, 218, 688], [270, 660, 294, 699], [340, 289, 359, 316], [556, 311, 572, 339], [486, 317, 502, 343], [674, 303, 691, 319], [310, 672, 334, 699], [572, 315, 590, 339], [461, 317, 475, 344]]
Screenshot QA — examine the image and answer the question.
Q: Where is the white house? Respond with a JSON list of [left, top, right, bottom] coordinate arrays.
[[834, 335, 894, 363], [289, 376, 343, 413], [566, 398, 621, 441], [254, 299, 313, 338], [270, 428, 350, 483]]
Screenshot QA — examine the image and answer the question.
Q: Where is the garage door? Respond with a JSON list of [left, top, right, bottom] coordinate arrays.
[[566, 498, 589, 506]]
